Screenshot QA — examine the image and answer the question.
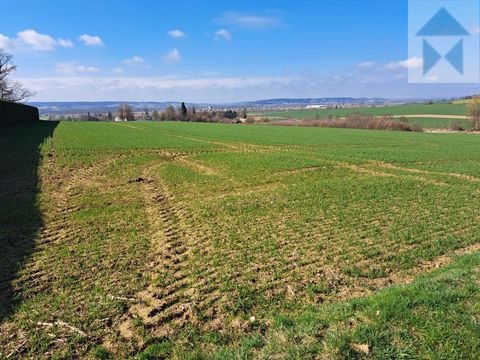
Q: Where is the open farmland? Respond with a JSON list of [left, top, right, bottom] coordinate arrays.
[[1, 121, 480, 359], [260, 102, 468, 118], [259, 103, 470, 129]]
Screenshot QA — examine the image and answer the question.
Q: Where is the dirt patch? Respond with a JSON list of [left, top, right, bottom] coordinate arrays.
[[175, 157, 219, 176], [393, 114, 468, 119], [341, 163, 394, 178], [371, 160, 480, 184], [113, 123, 145, 130], [426, 129, 480, 134], [273, 166, 323, 176], [202, 182, 287, 202], [340, 162, 447, 186], [389, 243, 480, 284]]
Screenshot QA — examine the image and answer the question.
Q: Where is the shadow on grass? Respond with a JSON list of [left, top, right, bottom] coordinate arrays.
[[0, 121, 58, 322]]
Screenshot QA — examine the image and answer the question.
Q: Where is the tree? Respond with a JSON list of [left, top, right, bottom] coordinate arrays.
[[224, 110, 238, 119], [163, 105, 177, 121], [107, 111, 113, 121], [240, 108, 247, 119], [180, 102, 187, 121], [152, 110, 161, 121], [117, 104, 135, 121], [468, 97, 480, 130], [0, 49, 34, 102]]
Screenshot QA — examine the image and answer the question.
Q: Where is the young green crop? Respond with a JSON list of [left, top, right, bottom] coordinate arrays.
[[259, 102, 468, 120], [1, 120, 478, 359]]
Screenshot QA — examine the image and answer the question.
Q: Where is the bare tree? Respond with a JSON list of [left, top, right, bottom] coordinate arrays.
[[468, 97, 480, 130], [240, 108, 247, 119], [163, 105, 177, 121], [117, 104, 135, 121], [0, 49, 34, 102], [152, 110, 161, 121]]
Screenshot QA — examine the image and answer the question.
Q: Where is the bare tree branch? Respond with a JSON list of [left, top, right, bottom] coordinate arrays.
[[0, 49, 35, 102]]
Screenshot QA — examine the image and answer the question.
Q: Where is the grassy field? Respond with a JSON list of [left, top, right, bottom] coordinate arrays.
[[259, 103, 468, 121], [394, 117, 471, 130], [1, 120, 480, 359]]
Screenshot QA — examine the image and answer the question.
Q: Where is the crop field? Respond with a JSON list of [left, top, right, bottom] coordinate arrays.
[[393, 117, 471, 130], [1, 121, 480, 359], [259, 102, 468, 123]]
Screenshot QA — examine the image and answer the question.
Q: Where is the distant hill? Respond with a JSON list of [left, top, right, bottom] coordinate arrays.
[[29, 101, 184, 115], [239, 97, 390, 106]]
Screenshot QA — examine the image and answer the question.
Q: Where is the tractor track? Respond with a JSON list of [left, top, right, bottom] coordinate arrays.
[[12, 155, 118, 298], [117, 159, 232, 342]]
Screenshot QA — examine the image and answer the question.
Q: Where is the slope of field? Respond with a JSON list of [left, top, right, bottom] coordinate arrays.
[[394, 117, 471, 130], [260, 103, 468, 121], [1, 121, 479, 359]]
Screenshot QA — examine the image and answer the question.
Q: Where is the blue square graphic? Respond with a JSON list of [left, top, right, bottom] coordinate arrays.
[[409, 0, 480, 83]]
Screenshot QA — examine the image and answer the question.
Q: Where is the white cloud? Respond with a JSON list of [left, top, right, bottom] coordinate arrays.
[[17, 29, 56, 50], [58, 39, 74, 48], [112, 67, 125, 74], [56, 63, 99, 75], [0, 29, 74, 52], [216, 11, 284, 29], [0, 34, 10, 49], [79, 34, 104, 46], [214, 29, 232, 41], [164, 48, 181, 63], [167, 29, 186, 38], [19, 73, 476, 103], [21, 75, 298, 101], [122, 56, 145, 66], [386, 57, 423, 70], [358, 61, 376, 69]]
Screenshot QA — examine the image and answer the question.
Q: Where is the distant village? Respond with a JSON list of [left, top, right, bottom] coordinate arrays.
[[36, 97, 466, 121], [38, 102, 397, 121], [41, 103, 248, 123]]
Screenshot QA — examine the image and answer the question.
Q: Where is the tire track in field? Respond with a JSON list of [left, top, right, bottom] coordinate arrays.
[[118, 167, 198, 341], [116, 160, 233, 342], [14, 154, 118, 298]]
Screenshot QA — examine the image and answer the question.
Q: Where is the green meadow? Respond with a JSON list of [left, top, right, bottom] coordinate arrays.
[[259, 102, 468, 122]]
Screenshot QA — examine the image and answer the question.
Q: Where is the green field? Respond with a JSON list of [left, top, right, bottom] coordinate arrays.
[[395, 117, 471, 129], [260, 102, 468, 120], [1, 121, 480, 359]]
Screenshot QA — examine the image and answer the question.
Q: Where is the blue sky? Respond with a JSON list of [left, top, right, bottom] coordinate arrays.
[[1, 0, 478, 102]]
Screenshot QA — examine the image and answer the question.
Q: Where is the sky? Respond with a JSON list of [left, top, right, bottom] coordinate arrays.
[[1, 0, 479, 102]]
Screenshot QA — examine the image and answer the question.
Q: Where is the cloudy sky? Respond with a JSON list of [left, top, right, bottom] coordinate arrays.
[[1, 0, 479, 102]]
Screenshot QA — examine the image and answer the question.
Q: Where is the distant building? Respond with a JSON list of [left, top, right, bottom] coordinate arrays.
[[306, 105, 327, 109]]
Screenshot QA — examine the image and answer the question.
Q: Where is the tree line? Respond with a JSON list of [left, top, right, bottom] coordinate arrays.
[[116, 102, 247, 122]]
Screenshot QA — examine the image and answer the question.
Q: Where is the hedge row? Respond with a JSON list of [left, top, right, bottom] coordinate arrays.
[[0, 100, 39, 127]]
